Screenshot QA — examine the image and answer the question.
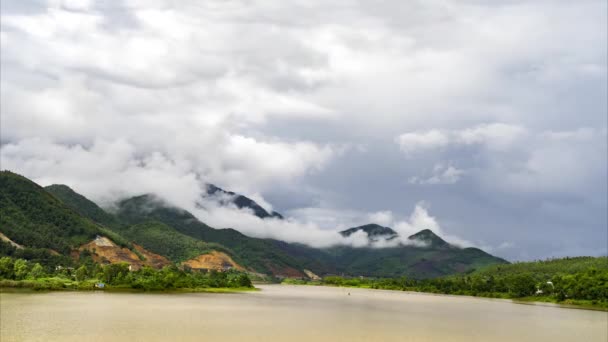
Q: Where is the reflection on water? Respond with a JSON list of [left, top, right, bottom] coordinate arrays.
[[1, 285, 607, 342]]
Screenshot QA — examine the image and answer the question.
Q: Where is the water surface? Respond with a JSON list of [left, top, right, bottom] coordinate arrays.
[[1, 285, 606, 341]]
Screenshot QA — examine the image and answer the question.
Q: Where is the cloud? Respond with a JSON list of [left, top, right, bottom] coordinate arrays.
[[193, 198, 472, 249], [396, 123, 525, 156], [396, 130, 450, 155], [409, 163, 465, 185], [0, 138, 335, 206], [367, 211, 394, 227], [1, 0, 605, 260], [457, 123, 526, 150], [390, 203, 478, 248]]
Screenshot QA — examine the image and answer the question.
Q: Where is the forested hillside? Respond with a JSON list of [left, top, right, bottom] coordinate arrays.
[[3, 171, 509, 279], [0, 171, 101, 253]]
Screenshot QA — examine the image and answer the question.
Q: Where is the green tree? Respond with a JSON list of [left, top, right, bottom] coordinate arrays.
[[13, 259, 29, 280], [28, 263, 45, 279], [0, 257, 15, 279], [232, 273, 252, 288], [75, 265, 88, 281]]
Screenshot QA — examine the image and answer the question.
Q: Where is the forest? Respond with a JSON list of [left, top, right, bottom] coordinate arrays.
[[0, 254, 254, 292], [284, 257, 608, 309]]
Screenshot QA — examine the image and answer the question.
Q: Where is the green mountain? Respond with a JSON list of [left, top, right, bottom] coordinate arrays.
[[205, 184, 283, 219], [408, 229, 450, 248], [1, 171, 507, 279], [45, 184, 120, 229], [0, 171, 101, 253], [112, 194, 309, 275], [340, 224, 398, 240]]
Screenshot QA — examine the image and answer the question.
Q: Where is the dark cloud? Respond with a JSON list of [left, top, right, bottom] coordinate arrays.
[[1, 0, 606, 260]]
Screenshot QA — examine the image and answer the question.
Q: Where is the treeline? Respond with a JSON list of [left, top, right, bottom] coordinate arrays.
[[0, 256, 253, 291], [285, 257, 608, 308]]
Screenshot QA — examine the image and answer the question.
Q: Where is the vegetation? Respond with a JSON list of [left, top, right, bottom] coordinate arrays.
[[0, 171, 512, 280], [45, 184, 120, 229], [0, 171, 100, 254], [283, 256, 608, 309], [0, 256, 253, 292], [119, 221, 229, 262], [113, 195, 312, 274]]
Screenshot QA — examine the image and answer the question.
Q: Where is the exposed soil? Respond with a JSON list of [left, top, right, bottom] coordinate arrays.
[[303, 269, 321, 280], [0, 232, 23, 249], [132, 244, 171, 269], [182, 251, 245, 271], [76, 236, 169, 271]]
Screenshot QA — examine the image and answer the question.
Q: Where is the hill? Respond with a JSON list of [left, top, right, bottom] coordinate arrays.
[[0, 171, 101, 253], [45, 184, 120, 229], [6, 172, 508, 278], [408, 229, 449, 248], [0, 171, 167, 270]]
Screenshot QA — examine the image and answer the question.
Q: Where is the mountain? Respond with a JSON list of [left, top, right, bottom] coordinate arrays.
[[45, 184, 120, 229], [340, 224, 398, 241], [117, 195, 334, 276], [46, 190, 312, 276], [408, 229, 449, 248], [0, 171, 101, 253], [0, 171, 168, 270], [205, 184, 283, 219], [3, 171, 508, 279]]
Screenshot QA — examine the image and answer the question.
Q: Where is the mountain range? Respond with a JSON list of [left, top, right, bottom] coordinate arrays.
[[0, 170, 507, 279]]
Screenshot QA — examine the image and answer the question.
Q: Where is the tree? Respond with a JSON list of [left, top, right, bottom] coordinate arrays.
[[13, 259, 29, 280], [233, 274, 252, 288], [28, 263, 45, 279], [75, 265, 88, 281], [0, 257, 15, 279]]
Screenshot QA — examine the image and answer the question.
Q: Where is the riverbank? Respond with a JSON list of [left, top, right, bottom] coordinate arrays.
[[0, 278, 257, 294], [281, 280, 608, 311]]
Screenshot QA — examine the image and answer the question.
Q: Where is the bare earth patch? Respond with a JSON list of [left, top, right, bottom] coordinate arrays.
[[182, 251, 244, 271]]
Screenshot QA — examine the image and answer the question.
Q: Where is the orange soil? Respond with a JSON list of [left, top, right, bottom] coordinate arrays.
[[133, 243, 171, 269], [77, 236, 169, 270], [182, 251, 244, 271]]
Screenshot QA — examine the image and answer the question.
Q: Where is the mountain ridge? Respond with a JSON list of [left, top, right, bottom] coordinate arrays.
[[0, 171, 508, 279], [205, 184, 283, 219]]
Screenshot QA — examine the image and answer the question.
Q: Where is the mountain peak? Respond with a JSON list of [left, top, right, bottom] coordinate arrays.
[[340, 224, 398, 240], [408, 229, 449, 248], [205, 184, 283, 219]]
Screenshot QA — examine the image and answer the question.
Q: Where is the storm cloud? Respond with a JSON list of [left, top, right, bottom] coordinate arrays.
[[1, 0, 606, 260]]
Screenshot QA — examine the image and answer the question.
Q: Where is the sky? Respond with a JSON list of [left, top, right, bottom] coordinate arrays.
[[1, 0, 606, 260]]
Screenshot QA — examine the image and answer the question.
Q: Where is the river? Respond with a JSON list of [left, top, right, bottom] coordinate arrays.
[[1, 285, 606, 341]]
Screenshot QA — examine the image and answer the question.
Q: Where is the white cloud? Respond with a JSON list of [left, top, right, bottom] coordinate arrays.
[[409, 163, 465, 185], [0, 0, 605, 259], [455, 123, 526, 150], [0, 138, 334, 206], [396, 123, 525, 156], [368, 211, 394, 227], [396, 130, 450, 155]]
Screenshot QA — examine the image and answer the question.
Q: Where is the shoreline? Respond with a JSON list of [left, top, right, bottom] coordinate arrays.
[[278, 283, 608, 312], [0, 282, 258, 294]]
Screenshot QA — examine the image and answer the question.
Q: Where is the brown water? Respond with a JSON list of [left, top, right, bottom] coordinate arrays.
[[1, 285, 606, 341]]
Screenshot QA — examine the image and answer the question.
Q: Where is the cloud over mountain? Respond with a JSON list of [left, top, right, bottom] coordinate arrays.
[[1, 0, 606, 260]]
